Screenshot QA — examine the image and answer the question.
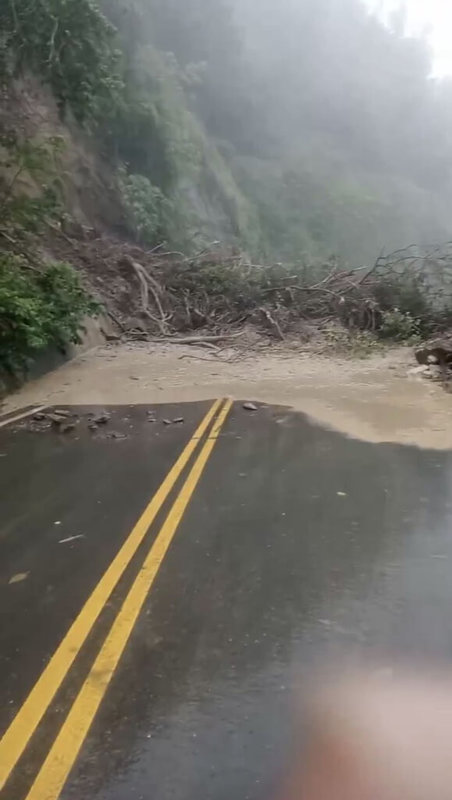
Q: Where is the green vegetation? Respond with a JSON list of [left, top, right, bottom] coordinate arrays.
[[3, 0, 452, 262], [379, 309, 422, 343], [0, 133, 97, 376], [1, 0, 122, 123], [119, 172, 169, 245], [0, 256, 98, 373], [0, 132, 64, 235], [3, 0, 452, 379]]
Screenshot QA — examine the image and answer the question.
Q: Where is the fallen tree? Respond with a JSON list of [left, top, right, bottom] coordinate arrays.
[[44, 231, 452, 343]]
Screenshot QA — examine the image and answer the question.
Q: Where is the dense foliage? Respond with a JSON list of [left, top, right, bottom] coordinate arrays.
[[0, 133, 98, 375], [105, 0, 452, 261], [3, 0, 452, 261], [1, 0, 122, 123], [0, 257, 98, 373], [119, 171, 170, 245]]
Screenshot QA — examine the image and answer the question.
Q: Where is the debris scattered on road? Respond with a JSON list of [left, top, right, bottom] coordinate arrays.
[[33, 412, 46, 421], [54, 520, 61, 525], [129, 375, 140, 381], [408, 365, 431, 376], [59, 422, 76, 434], [9, 572, 29, 584], [162, 419, 172, 425], [47, 412, 69, 424], [59, 534, 85, 544], [40, 410, 79, 433], [336, 491, 347, 497], [243, 402, 258, 411], [173, 417, 184, 424], [108, 431, 127, 439], [90, 412, 111, 425]]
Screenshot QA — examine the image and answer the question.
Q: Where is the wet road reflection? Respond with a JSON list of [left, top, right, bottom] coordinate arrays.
[[55, 403, 452, 800]]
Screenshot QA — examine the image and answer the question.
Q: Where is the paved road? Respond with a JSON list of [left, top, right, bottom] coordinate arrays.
[[1, 399, 452, 800]]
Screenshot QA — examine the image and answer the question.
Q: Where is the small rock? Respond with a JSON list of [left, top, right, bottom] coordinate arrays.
[[9, 572, 29, 585], [162, 419, 172, 425], [33, 412, 46, 421], [91, 412, 110, 425], [88, 422, 98, 431], [129, 376, 140, 381], [108, 431, 127, 439], [426, 365, 443, 381], [47, 413, 68, 424], [337, 491, 347, 497], [173, 417, 184, 424], [53, 409, 71, 418], [243, 402, 258, 411], [416, 341, 452, 366], [407, 365, 430, 376], [59, 422, 76, 434]]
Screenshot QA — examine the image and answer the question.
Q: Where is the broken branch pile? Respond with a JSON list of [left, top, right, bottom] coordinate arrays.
[[43, 230, 452, 340]]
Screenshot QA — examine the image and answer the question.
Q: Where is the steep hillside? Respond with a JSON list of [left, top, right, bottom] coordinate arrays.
[[3, 0, 452, 379]]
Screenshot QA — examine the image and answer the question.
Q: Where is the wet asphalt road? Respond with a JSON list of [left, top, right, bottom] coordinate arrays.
[[2, 400, 452, 799]]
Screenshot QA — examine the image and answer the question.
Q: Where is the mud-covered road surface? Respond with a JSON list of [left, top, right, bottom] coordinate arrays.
[[3, 340, 452, 448], [2, 345, 452, 799]]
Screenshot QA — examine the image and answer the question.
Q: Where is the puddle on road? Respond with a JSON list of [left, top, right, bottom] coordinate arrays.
[[3, 343, 452, 449]]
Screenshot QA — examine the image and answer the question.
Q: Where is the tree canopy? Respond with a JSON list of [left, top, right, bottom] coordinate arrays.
[[4, 0, 452, 262]]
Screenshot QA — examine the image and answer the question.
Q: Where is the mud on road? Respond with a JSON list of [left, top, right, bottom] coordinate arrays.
[[2, 341, 452, 449]]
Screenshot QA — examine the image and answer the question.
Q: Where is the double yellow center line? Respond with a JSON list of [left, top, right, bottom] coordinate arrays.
[[0, 398, 232, 799]]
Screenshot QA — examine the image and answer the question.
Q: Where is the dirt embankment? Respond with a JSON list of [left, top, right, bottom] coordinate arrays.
[[4, 339, 452, 450]]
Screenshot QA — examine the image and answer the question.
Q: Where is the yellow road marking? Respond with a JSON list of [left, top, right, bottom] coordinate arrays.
[[0, 398, 223, 791], [25, 399, 232, 800], [0, 406, 47, 429]]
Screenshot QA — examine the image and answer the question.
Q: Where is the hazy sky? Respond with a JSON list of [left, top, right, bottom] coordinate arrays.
[[365, 0, 452, 76]]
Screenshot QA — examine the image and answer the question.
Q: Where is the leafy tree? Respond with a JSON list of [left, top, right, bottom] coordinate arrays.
[[1, 0, 123, 123], [119, 172, 170, 244], [0, 257, 98, 373]]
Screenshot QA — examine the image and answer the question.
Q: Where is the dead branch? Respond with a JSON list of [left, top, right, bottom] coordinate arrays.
[[259, 307, 285, 340], [122, 255, 170, 335], [178, 354, 217, 362], [152, 332, 245, 345]]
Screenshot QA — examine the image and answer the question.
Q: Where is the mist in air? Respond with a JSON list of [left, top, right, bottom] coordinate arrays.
[[105, 0, 452, 262]]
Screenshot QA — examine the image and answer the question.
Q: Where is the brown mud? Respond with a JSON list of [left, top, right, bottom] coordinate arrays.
[[3, 341, 452, 449]]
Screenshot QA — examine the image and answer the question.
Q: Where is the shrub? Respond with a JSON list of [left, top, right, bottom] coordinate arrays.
[[379, 308, 422, 342], [119, 172, 172, 244], [0, 256, 99, 373]]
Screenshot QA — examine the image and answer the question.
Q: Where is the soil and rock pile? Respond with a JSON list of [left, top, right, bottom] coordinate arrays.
[[413, 336, 452, 389], [45, 228, 452, 347]]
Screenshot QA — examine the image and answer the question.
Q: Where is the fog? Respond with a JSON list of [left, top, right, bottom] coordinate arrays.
[[366, 0, 452, 77], [102, 0, 452, 263]]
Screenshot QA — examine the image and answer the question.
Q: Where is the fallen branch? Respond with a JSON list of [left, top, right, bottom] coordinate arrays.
[[259, 307, 285, 340], [122, 255, 170, 335], [152, 332, 244, 345], [178, 354, 217, 362]]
